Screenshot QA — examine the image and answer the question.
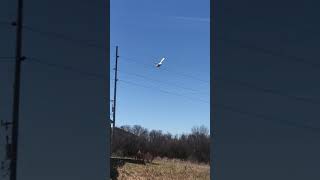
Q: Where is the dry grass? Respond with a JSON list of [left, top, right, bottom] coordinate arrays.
[[117, 158, 210, 180]]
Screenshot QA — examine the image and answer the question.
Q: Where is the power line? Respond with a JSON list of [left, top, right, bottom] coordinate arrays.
[[22, 25, 105, 50], [122, 55, 210, 83], [6, 23, 320, 71], [216, 103, 320, 133], [25, 57, 320, 111], [220, 77, 320, 105], [222, 37, 320, 69], [26, 57, 105, 79], [21, 55, 207, 97], [120, 78, 320, 133], [2, 22, 113, 52], [25, 57, 320, 106], [14, 57, 320, 133], [120, 56, 210, 84], [4, 21, 320, 135], [117, 69, 208, 94], [22, 57, 209, 104], [24, 57, 320, 107], [26, 56, 320, 108], [118, 79, 209, 104], [160, 68, 209, 84], [2, 21, 117, 50]]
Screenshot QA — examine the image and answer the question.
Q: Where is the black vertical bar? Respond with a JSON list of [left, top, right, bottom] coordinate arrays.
[[210, 0, 215, 179], [10, 0, 24, 179], [106, 0, 111, 178]]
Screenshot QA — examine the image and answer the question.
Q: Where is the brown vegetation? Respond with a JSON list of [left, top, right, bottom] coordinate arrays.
[[112, 125, 210, 164], [117, 158, 210, 180]]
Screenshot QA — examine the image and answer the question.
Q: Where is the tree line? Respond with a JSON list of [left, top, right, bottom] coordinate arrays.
[[112, 125, 210, 164]]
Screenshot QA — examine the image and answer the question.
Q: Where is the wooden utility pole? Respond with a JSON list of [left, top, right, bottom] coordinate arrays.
[[10, 0, 24, 179], [112, 46, 119, 142]]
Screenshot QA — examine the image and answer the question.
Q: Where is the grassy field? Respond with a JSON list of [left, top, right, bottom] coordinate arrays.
[[115, 158, 210, 180]]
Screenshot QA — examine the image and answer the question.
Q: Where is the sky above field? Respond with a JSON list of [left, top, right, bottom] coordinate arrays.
[[110, 0, 210, 135]]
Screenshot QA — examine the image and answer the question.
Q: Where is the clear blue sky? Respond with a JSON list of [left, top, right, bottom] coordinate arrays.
[[110, 0, 210, 135]]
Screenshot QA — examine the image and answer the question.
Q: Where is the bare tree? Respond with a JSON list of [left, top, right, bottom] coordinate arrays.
[[113, 125, 210, 163]]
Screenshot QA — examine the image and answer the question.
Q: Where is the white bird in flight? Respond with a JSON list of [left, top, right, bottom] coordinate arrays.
[[155, 57, 165, 68]]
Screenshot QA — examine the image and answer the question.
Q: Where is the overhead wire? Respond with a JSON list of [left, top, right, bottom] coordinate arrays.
[[120, 78, 320, 132], [5, 23, 320, 72], [4, 57, 320, 133], [118, 79, 210, 104], [117, 69, 208, 94], [119, 55, 210, 84], [23, 25, 105, 50], [19, 30, 319, 78], [118, 55, 320, 105], [26, 57, 105, 79], [23, 57, 209, 104], [3, 23, 320, 132], [219, 77, 320, 105], [220, 37, 320, 69], [2, 21, 117, 50], [216, 103, 320, 133], [23, 57, 320, 107]]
